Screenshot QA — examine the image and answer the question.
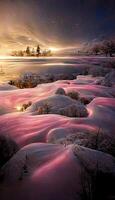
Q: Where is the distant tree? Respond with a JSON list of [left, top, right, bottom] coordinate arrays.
[[91, 40, 115, 57], [92, 45, 100, 55], [41, 49, 52, 57], [26, 46, 31, 56], [11, 51, 17, 56], [47, 50, 52, 56], [18, 50, 24, 57], [101, 44, 109, 57], [101, 40, 115, 57], [36, 45, 41, 56]]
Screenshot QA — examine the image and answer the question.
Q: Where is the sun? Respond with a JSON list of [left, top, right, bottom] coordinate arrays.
[[16, 105, 22, 112], [49, 47, 60, 52]]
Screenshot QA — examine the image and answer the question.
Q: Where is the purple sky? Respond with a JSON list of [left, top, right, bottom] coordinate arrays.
[[0, 0, 115, 53]]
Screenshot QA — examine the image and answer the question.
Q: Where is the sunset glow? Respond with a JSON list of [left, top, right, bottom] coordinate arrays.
[[16, 105, 22, 112], [49, 47, 61, 52]]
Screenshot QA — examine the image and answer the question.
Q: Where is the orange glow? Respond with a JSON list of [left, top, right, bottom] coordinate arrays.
[[49, 47, 61, 52], [16, 105, 22, 112]]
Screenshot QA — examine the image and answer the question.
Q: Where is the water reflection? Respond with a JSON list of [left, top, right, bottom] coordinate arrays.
[[0, 56, 79, 83]]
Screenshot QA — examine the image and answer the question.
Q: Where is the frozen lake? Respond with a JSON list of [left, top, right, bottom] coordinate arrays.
[[0, 56, 114, 83]]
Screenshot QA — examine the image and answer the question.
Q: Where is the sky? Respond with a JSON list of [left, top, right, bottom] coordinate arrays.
[[0, 0, 115, 54]]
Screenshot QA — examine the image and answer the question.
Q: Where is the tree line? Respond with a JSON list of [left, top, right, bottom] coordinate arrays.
[[91, 40, 115, 57], [11, 45, 52, 57]]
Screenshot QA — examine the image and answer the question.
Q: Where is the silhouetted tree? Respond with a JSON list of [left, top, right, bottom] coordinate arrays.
[[18, 50, 24, 57], [92, 45, 100, 55], [26, 46, 31, 56], [101, 40, 115, 57], [36, 45, 41, 56]]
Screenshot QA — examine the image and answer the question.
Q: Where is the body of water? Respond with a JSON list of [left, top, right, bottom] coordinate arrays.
[[0, 56, 114, 83]]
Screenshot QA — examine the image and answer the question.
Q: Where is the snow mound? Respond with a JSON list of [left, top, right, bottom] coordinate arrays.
[[72, 75, 103, 85], [0, 107, 8, 115], [88, 66, 111, 77], [55, 88, 66, 95], [28, 95, 88, 117], [100, 70, 115, 87], [0, 144, 115, 200], [47, 128, 70, 144], [0, 84, 17, 91], [73, 145, 115, 173], [0, 135, 19, 168], [0, 143, 64, 184], [47, 129, 115, 156]]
